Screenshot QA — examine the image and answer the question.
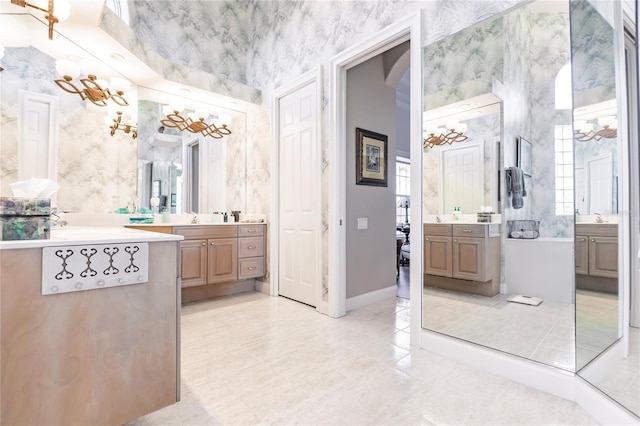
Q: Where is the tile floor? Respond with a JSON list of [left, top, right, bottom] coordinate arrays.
[[587, 326, 640, 418], [129, 292, 597, 425], [423, 287, 576, 371], [575, 289, 619, 369]]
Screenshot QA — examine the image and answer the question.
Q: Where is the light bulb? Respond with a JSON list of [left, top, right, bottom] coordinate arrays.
[[187, 112, 199, 121], [55, 0, 71, 21], [104, 116, 113, 126], [194, 108, 209, 120], [446, 121, 459, 131], [598, 116, 617, 129], [169, 100, 185, 114], [109, 77, 130, 93], [55, 59, 80, 79], [574, 120, 592, 132], [457, 122, 468, 133]]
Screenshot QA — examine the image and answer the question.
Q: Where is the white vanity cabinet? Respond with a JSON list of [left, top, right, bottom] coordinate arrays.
[[424, 223, 500, 296]]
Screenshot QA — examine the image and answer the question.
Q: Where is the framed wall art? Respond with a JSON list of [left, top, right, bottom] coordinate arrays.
[[356, 127, 388, 187]]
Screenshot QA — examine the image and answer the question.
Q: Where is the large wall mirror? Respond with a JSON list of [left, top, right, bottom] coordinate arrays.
[[570, 0, 637, 418], [422, 0, 578, 372], [0, 15, 249, 216], [136, 89, 247, 215]]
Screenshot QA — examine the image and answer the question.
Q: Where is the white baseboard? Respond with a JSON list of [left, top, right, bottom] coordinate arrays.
[[346, 285, 397, 311], [500, 283, 507, 294], [420, 329, 639, 424], [575, 377, 639, 425], [421, 329, 575, 400]]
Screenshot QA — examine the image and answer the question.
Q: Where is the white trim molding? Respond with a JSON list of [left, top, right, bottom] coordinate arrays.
[[346, 285, 397, 311], [329, 14, 422, 321]]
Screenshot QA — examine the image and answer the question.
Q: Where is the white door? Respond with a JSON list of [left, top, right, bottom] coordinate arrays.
[[586, 154, 613, 214], [440, 142, 483, 214], [278, 82, 320, 306]]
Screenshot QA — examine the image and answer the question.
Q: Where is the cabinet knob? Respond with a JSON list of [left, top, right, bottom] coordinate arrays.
[[210, 242, 215, 246], [577, 238, 585, 242], [591, 239, 595, 242], [425, 237, 429, 241], [202, 242, 206, 246], [454, 239, 457, 243]]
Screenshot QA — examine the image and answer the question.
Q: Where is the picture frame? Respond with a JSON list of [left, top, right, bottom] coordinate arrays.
[[356, 127, 388, 187], [517, 136, 533, 177]]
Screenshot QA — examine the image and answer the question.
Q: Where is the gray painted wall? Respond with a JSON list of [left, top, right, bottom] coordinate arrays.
[[346, 54, 397, 299]]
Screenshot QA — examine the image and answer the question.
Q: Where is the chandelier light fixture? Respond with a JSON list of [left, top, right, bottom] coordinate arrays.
[[10, 0, 71, 40], [105, 110, 138, 140], [54, 60, 130, 107], [574, 116, 617, 142], [423, 121, 468, 149], [160, 103, 232, 139]]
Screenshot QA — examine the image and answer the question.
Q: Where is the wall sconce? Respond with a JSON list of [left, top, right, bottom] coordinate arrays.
[[574, 116, 617, 141], [160, 103, 232, 139], [423, 121, 468, 148], [10, 0, 71, 40], [54, 60, 130, 107], [105, 110, 137, 140]]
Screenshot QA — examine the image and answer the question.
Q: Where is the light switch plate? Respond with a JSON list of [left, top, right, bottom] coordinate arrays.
[[357, 217, 368, 230]]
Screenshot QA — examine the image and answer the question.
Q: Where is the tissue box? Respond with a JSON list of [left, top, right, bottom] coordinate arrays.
[[0, 197, 51, 241]]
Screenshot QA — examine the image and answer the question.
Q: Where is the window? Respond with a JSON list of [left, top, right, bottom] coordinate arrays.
[[396, 157, 410, 225], [105, 0, 131, 26], [555, 125, 574, 215]]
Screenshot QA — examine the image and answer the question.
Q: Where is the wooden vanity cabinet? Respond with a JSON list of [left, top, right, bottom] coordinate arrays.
[[423, 223, 500, 296], [237, 225, 265, 280], [575, 224, 618, 278], [424, 224, 453, 277], [180, 239, 208, 287], [207, 237, 238, 284]]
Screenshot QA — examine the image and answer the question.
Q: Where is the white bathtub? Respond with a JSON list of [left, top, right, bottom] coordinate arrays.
[[504, 237, 574, 304]]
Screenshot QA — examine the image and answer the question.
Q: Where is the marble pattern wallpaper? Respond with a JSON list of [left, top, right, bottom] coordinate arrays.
[[423, 16, 504, 110], [100, 0, 528, 299], [0, 47, 137, 214]]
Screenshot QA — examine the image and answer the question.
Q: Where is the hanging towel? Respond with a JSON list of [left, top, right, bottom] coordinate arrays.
[[506, 166, 527, 209]]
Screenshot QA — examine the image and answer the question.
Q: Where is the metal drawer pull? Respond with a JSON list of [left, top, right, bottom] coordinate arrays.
[[246, 229, 257, 233], [462, 229, 472, 233], [247, 245, 256, 249], [591, 239, 595, 242], [577, 238, 585, 242], [247, 266, 257, 270]]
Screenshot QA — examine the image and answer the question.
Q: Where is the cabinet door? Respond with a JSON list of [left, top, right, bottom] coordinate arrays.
[[453, 237, 485, 281], [207, 238, 238, 284], [180, 239, 208, 287], [424, 236, 452, 277], [575, 235, 589, 275], [588, 236, 618, 278]]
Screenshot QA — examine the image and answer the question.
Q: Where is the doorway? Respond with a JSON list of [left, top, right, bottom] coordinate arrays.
[[329, 14, 422, 336]]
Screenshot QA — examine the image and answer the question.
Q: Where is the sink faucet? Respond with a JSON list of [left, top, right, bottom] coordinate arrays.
[[190, 213, 199, 224], [50, 210, 68, 228], [595, 213, 604, 223], [435, 216, 442, 223]]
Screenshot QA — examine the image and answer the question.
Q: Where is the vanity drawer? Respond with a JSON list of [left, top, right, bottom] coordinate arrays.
[[424, 224, 452, 236], [174, 225, 237, 240], [238, 257, 265, 279], [238, 224, 264, 237], [238, 237, 264, 258], [453, 224, 486, 238]]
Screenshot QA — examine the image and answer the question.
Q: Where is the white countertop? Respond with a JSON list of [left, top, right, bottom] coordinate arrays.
[[126, 221, 265, 227], [0, 226, 183, 250]]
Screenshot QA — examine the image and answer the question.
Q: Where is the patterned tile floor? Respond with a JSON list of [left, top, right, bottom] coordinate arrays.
[[128, 292, 597, 425]]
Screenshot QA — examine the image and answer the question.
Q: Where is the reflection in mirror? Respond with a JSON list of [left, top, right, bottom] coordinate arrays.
[[570, 0, 620, 371], [136, 89, 247, 215], [0, 45, 138, 213], [570, 0, 637, 418], [422, 0, 577, 372]]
